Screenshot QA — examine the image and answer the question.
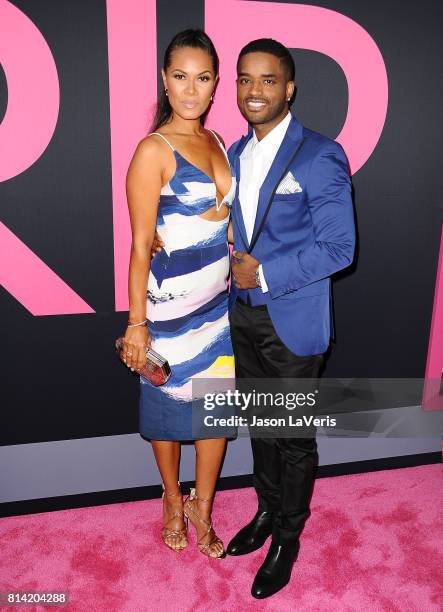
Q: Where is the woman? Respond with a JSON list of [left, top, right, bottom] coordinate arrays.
[[123, 29, 235, 558]]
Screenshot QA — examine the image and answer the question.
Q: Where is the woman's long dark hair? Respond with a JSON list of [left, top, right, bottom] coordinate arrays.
[[150, 29, 219, 132]]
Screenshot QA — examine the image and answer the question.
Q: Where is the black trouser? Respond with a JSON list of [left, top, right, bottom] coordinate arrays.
[[229, 298, 324, 544]]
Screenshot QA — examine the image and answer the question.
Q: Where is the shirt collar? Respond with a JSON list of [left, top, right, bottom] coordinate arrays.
[[251, 111, 292, 156]]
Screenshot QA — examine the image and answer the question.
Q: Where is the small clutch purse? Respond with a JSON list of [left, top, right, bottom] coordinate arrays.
[[115, 337, 171, 386]]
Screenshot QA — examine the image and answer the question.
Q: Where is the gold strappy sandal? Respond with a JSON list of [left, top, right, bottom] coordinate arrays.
[[161, 481, 188, 552], [183, 488, 225, 559]]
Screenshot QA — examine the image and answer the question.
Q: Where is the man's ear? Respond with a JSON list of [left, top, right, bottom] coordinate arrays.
[[287, 80, 296, 102]]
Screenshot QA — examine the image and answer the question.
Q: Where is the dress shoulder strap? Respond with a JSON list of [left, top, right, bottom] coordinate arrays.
[[208, 129, 229, 162], [149, 132, 175, 151]]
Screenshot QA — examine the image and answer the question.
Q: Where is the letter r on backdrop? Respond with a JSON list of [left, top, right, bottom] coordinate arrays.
[[0, 0, 93, 315]]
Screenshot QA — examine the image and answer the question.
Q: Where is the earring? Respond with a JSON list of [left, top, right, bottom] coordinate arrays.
[[165, 89, 168, 97], [210, 93, 214, 101]]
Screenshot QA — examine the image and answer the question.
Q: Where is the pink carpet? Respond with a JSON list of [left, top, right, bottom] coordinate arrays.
[[1, 464, 442, 611]]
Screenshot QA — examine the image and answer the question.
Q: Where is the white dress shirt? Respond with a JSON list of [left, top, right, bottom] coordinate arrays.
[[239, 112, 292, 293]]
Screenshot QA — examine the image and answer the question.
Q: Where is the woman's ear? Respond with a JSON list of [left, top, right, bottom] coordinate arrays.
[[213, 74, 220, 96], [161, 69, 167, 91]]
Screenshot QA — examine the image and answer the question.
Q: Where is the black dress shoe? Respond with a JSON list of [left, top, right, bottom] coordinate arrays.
[[226, 511, 274, 556], [251, 539, 300, 599]]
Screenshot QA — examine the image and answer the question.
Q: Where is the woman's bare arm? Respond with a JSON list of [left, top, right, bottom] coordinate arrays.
[[123, 137, 163, 371]]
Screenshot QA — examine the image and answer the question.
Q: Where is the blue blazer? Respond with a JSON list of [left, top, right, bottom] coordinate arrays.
[[227, 115, 356, 356]]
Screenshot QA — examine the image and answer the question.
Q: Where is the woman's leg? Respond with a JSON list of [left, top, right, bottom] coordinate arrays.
[[151, 440, 181, 489], [190, 438, 227, 556], [151, 440, 186, 550]]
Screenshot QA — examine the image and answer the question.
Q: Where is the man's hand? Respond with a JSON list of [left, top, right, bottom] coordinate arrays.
[[150, 231, 164, 259], [232, 251, 260, 289]]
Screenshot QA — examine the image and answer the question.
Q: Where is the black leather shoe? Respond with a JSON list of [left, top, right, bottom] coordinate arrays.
[[226, 511, 274, 556], [251, 539, 300, 599]]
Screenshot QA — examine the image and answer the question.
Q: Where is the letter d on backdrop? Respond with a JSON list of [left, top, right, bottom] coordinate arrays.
[[205, 0, 388, 175]]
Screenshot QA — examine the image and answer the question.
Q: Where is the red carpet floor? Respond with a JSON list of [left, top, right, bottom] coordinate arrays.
[[1, 464, 442, 611]]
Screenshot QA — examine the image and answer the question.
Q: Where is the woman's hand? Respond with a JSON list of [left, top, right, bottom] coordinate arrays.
[[150, 231, 164, 258], [123, 324, 151, 372]]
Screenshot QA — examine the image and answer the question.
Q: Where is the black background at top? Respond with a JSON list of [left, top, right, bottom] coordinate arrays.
[[1, 0, 442, 445]]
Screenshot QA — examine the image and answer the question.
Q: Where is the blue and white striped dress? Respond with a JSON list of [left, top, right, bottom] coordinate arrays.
[[139, 131, 236, 440]]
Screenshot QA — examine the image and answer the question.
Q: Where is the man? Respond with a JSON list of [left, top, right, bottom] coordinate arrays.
[[226, 39, 355, 599]]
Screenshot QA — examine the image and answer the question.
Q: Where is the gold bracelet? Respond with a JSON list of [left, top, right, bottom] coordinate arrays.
[[127, 319, 147, 328]]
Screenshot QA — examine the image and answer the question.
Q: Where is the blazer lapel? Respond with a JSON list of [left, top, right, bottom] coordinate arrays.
[[249, 116, 304, 249], [232, 133, 252, 251]]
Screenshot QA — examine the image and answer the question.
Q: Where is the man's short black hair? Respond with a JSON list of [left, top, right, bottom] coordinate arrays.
[[237, 38, 295, 81]]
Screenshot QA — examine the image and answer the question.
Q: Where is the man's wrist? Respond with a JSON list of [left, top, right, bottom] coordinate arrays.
[[255, 267, 261, 289], [258, 265, 269, 293]]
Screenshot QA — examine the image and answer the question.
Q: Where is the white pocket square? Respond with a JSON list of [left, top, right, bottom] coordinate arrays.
[[275, 171, 303, 195]]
